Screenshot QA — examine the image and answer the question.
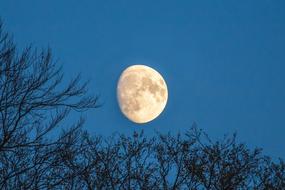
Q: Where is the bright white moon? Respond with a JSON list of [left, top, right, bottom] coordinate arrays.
[[117, 65, 168, 124]]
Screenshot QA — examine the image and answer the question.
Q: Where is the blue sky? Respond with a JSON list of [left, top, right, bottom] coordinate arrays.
[[1, 0, 285, 159]]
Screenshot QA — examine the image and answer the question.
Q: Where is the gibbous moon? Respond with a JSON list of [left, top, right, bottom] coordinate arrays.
[[117, 65, 168, 123]]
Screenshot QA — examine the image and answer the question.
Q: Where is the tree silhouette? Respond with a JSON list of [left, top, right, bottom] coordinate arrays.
[[0, 22, 98, 189], [0, 21, 285, 190]]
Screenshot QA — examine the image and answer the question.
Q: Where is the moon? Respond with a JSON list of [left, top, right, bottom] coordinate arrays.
[[117, 65, 168, 124]]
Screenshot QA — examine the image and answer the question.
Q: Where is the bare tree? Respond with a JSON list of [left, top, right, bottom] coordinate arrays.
[[0, 22, 98, 189], [50, 127, 285, 190]]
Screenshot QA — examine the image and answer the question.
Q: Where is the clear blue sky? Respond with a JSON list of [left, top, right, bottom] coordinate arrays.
[[1, 1, 285, 159]]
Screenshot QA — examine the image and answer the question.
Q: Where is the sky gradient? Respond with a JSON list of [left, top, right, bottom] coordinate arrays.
[[1, 0, 285, 159]]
